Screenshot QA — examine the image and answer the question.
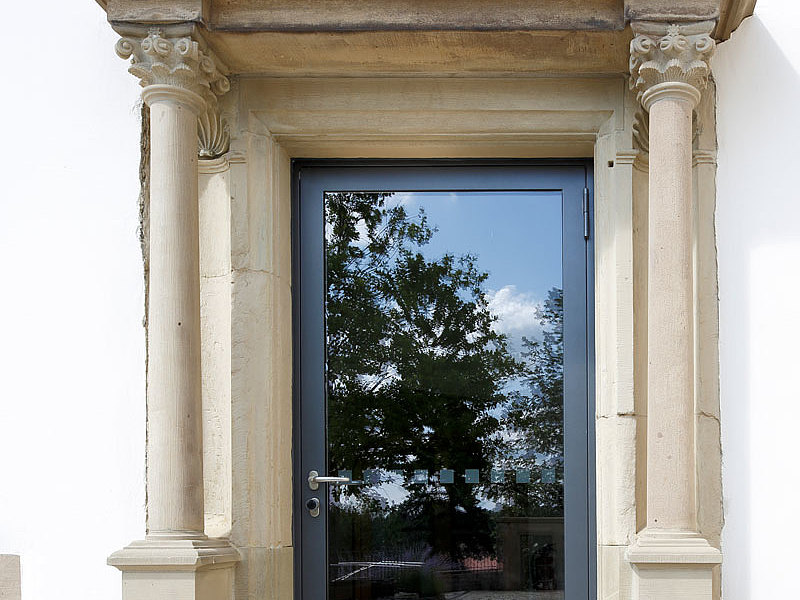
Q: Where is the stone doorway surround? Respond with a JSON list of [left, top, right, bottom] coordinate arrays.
[[97, 1, 755, 599]]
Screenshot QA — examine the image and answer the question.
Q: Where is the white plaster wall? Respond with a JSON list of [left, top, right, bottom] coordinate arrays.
[[713, 1, 800, 599], [0, 2, 145, 599]]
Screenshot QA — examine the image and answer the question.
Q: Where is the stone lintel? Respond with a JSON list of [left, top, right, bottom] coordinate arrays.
[[101, 1, 755, 39], [103, 0, 753, 39], [209, 0, 625, 32], [105, 0, 624, 32], [624, 0, 719, 23]]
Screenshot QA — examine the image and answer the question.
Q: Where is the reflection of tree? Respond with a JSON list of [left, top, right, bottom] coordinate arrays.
[[494, 288, 564, 516], [325, 192, 564, 566], [326, 191, 519, 560]]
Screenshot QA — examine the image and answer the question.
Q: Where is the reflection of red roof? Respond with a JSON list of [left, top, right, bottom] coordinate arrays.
[[463, 557, 501, 571]]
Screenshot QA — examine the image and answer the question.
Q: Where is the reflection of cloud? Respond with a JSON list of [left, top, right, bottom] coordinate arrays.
[[389, 192, 417, 208], [389, 191, 459, 209], [370, 480, 411, 508], [487, 285, 541, 337], [354, 218, 369, 247]]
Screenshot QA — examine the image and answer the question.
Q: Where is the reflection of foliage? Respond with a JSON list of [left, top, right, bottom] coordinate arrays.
[[325, 191, 565, 563], [326, 192, 520, 559], [495, 288, 564, 516], [520, 288, 564, 457]]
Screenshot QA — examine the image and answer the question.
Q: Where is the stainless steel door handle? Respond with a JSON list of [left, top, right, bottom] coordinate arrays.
[[307, 470, 351, 490]]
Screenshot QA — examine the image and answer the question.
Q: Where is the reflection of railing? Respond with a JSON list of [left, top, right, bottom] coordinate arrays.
[[330, 557, 503, 592], [332, 561, 424, 582]]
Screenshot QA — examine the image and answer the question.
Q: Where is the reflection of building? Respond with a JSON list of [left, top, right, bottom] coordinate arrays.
[[496, 517, 564, 592]]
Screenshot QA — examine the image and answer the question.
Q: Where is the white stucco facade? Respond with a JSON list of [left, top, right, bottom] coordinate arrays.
[[0, 1, 798, 599], [714, 1, 800, 598], [0, 2, 144, 599]]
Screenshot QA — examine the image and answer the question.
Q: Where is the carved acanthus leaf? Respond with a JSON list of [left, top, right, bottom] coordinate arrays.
[[116, 28, 231, 158], [116, 29, 229, 100], [629, 22, 715, 104]]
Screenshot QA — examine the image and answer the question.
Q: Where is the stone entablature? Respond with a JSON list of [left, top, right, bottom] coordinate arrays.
[[99, 0, 753, 76], [101, 0, 752, 38]]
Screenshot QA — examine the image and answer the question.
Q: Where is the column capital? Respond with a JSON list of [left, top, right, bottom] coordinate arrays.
[[116, 27, 231, 156], [629, 20, 716, 110]]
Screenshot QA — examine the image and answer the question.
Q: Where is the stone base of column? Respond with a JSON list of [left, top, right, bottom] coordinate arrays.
[[108, 538, 240, 600], [626, 530, 721, 600]]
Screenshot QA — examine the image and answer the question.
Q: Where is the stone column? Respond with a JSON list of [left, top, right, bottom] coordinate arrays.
[[108, 27, 239, 600], [144, 76, 207, 540], [625, 21, 722, 600]]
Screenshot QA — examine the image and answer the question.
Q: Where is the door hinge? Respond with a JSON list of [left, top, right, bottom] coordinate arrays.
[[583, 187, 590, 240]]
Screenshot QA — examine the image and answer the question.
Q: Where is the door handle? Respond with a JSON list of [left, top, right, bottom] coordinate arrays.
[[308, 470, 350, 490]]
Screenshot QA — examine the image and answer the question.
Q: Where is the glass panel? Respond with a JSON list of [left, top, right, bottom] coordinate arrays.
[[325, 191, 564, 600]]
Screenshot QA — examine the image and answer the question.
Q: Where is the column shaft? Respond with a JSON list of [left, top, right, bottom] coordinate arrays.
[[646, 94, 696, 532], [146, 91, 205, 536]]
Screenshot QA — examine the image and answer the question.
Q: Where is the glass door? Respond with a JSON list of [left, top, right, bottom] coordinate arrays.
[[294, 163, 593, 600]]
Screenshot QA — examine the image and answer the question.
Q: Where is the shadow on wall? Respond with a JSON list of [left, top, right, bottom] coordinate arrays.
[[714, 12, 800, 600]]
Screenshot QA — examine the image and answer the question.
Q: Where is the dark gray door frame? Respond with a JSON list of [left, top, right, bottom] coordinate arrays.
[[292, 159, 596, 600]]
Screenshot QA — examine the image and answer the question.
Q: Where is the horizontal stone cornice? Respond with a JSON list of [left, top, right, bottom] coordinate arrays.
[[717, 0, 757, 40], [101, 0, 753, 41]]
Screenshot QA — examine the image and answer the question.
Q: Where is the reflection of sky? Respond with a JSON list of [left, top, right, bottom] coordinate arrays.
[[388, 191, 562, 349]]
